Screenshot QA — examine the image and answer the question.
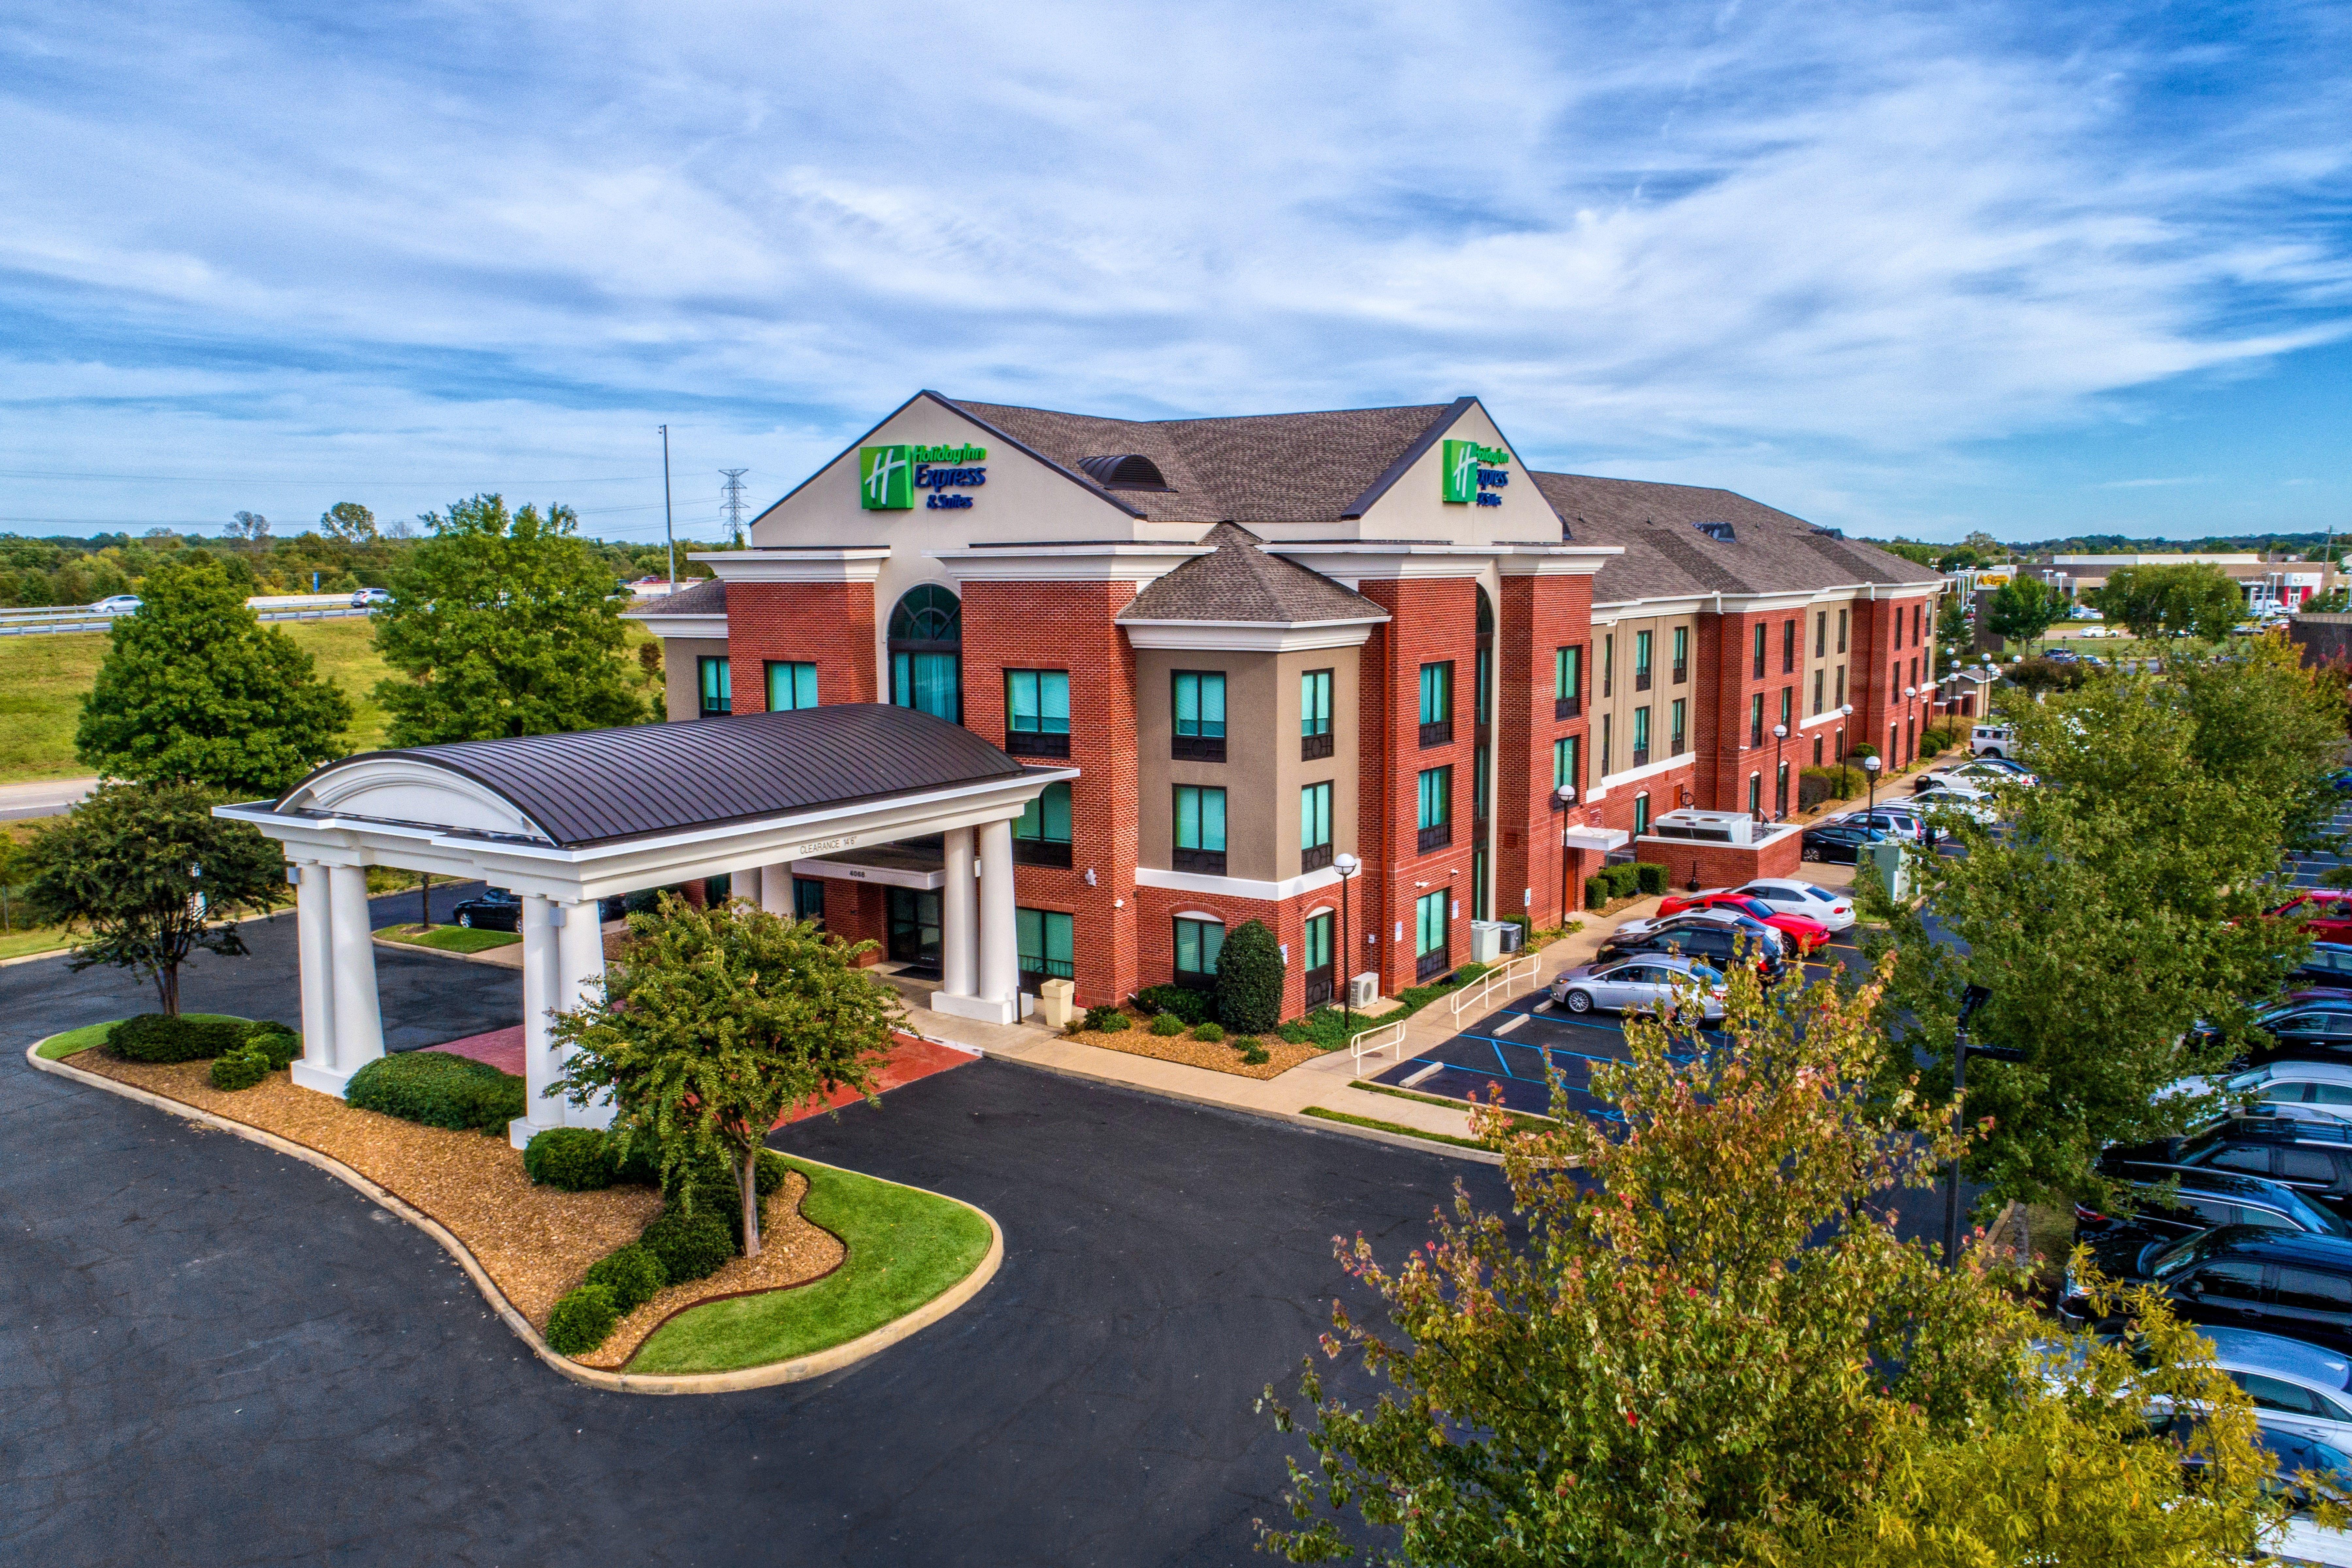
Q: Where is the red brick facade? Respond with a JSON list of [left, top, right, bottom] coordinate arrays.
[[1494, 573, 1592, 931], [1634, 825, 1805, 894], [725, 581, 879, 710]]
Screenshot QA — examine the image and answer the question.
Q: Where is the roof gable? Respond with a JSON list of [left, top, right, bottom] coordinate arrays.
[[1118, 522, 1387, 624]]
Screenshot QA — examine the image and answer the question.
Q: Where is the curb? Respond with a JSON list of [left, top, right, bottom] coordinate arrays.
[[370, 930, 523, 968], [24, 1036, 1004, 1396]]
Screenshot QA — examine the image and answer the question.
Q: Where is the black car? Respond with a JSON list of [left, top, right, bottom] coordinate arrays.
[[1597, 919, 1786, 978], [450, 888, 624, 931], [2194, 993, 2352, 1056], [2074, 1166, 2352, 1279], [2130, 1117, 2352, 1218], [2059, 1227, 2352, 1352], [1799, 822, 1885, 864], [2290, 943, 2352, 993]]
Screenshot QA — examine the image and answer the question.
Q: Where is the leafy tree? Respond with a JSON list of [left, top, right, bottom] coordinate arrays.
[[1984, 575, 2063, 653], [22, 782, 284, 1015], [319, 501, 377, 543], [1862, 657, 2342, 1209], [548, 897, 897, 1257], [1261, 958, 2295, 1564], [2004, 654, 2088, 696], [372, 495, 649, 745], [1933, 596, 1973, 657], [1214, 917, 1284, 1032], [1961, 529, 2003, 556], [2090, 563, 2246, 641], [76, 553, 354, 797], [226, 510, 270, 545]]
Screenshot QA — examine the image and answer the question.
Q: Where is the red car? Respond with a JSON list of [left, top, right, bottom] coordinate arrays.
[[1653, 890, 1831, 953], [2270, 893, 2352, 943]]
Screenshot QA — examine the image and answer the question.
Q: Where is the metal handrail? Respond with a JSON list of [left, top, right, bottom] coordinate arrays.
[[1348, 1017, 1410, 1074], [1451, 953, 1541, 1023]]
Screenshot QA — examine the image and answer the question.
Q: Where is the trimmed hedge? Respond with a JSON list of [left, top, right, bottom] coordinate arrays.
[[1193, 1021, 1227, 1043], [1148, 1012, 1186, 1036], [344, 1051, 525, 1134], [1633, 862, 1669, 896], [245, 1022, 301, 1070], [524, 1127, 615, 1192], [1082, 1005, 1131, 1033], [208, 1048, 271, 1091], [1799, 765, 1861, 810], [110, 1013, 249, 1063], [640, 1206, 734, 1284], [1214, 918, 1285, 1034], [1131, 983, 1213, 1026], [1235, 1038, 1270, 1065], [546, 1284, 619, 1356], [583, 1243, 667, 1315]]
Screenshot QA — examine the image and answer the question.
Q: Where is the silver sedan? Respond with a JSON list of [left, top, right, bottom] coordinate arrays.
[[1550, 955, 1727, 1021]]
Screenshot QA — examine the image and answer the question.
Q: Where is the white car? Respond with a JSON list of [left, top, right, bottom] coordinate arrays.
[[1844, 808, 1928, 844], [92, 594, 141, 615], [2166, 1062, 2352, 1127], [1732, 878, 1856, 933], [350, 586, 392, 608], [1971, 724, 2015, 759], [2204, 1329, 2352, 1450], [1914, 784, 1999, 825]]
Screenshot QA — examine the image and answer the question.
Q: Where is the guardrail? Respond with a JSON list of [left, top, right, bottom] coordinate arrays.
[[1450, 952, 1542, 1024], [0, 604, 373, 637], [1348, 1016, 1411, 1075]]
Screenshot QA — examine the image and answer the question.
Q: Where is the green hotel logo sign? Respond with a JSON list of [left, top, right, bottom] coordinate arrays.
[[1441, 439, 1512, 506], [859, 442, 991, 510]]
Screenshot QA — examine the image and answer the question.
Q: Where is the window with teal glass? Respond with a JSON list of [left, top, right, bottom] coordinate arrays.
[[1300, 781, 1332, 850], [1555, 644, 1580, 699], [1415, 888, 1448, 956], [1554, 734, 1579, 792], [1418, 662, 1452, 725], [1632, 705, 1651, 762], [1173, 670, 1226, 760], [697, 656, 730, 717], [1016, 907, 1075, 984], [1174, 785, 1227, 851], [1300, 669, 1332, 736], [1004, 670, 1070, 735], [888, 584, 961, 722], [1473, 744, 1488, 819], [1016, 781, 1073, 845], [765, 661, 817, 711], [1174, 916, 1224, 984], [1476, 645, 1491, 724], [1417, 766, 1451, 830], [1303, 911, 1333, 973]]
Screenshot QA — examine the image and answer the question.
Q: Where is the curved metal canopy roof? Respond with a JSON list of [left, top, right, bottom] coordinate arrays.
[[279, 704, 1034, 848]]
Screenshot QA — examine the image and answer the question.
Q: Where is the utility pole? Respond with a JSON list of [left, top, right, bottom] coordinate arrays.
[[1944, 983, 2020, 1265], [659, 425, 676, 593], [719, 468, 750, 547]]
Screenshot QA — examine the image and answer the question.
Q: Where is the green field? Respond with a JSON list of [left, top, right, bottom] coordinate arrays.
[[0, 619, 394, 786]]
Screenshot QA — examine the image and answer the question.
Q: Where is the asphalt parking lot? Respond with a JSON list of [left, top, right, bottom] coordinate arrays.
[[0, 901, 1500, 1566], [2285, 801, 2352, 890]]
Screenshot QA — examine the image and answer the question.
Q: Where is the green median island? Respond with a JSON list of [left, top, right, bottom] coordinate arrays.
[[384, 923, 521, 954], [35, 1013, 249, 1060], [625, 1153, 995, 1377]]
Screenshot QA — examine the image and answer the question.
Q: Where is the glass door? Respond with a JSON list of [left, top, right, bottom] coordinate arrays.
[[887, 887, 942, 974]]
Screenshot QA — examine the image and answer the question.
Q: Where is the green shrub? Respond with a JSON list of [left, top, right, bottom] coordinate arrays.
[[545, 1283, 619, 1356], [1237, 1038, 1270, 1065], [244, 1022, 302, 1070], [640, 1206, 734, 1283], [523, 1127, 614, 1191], [207, 1047, 270, 1091], [1634, 862, 1669, 896], [1599, 862, 1641, 901], [582, 1243, 667, 1315], [1799, 766, 1859, 810], [1213, 918, 1284, 1034], [110, 1012, 248, 1063], [1193, 1021, 1227, 1043], [1585, 875, 1608, 909], [1277, 1008, 1352, 1050], [1083, 1005, 1132, 1033], [1454, 960, 1491, 984], [1149, 1012, 1186, 1036], [606, 1128, 664, 1186], [344, 1051, 525, 1134], [1847, 742, 1879, 762], [1132, 983, 1214, 1025], [660, 1149, 788, 1250]]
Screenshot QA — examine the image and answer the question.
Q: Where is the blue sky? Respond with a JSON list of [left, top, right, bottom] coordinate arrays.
[[3, 0, 2347, 546]]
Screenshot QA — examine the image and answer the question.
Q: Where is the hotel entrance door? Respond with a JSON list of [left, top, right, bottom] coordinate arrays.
[[887, 886, 942, 976]]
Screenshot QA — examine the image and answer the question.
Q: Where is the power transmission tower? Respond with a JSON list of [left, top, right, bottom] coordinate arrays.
[[719, 468, 750, 546]]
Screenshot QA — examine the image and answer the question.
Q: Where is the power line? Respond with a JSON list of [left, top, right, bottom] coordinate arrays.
[[719, 468, 750, 546]]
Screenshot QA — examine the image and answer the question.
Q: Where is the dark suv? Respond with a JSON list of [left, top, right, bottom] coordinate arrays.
[[2059, 1227, 2352, 1352], [1596, 919, 1784, 978], [2151, 1117, 2352, 1217], [2074, 1166, 2352, 1279]]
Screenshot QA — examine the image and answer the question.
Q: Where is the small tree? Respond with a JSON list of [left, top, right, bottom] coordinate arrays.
[[22, 782, 284, 1015], [373, 495, 648, 745], [1984, 575, 2063, 653], [1214, 918, 1284, 1032], [226, 510, 271, 545], [319, 501, 377, 543], [548, 898, 898, 1257], [76, 553, 354, 798]]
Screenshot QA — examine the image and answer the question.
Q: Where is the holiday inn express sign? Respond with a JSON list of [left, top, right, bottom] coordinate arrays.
[[860, 443, 990, 510], [1441, 439, 1511, 506]]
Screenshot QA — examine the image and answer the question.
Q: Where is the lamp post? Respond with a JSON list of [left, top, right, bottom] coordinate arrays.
[[1334, 852, 1361, 1039], [1945, 983, 2022, 1264], [1836, 703, 1853, 769], [1903, 685, 1918, 766], [1864, 753, 1882, 815], [1770, 723, 1788, 820], [1549, 785, 1576, 932]]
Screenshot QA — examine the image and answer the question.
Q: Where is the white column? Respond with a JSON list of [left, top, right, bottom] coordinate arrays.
[[288, 860, 340, 1095], [554, 901, 614, 1131], [312, 863, 382, 1096], [511, 893, 564, 1149], [976, 817, 1020, 1020], [759, 862, 793, 916], [939, 827, 977, 999], [727, 860, 765, 903]]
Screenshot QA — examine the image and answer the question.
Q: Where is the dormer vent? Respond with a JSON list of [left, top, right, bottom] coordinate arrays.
[[1693, 520, 1737, 542], [1077, 454, 1170, 491]]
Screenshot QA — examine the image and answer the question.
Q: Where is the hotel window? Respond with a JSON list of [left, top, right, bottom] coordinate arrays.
[[1554, 734, 1580, 794], [1912, 604, 1923, 645], [1891, 660, 1900, 693], [1889, 722, 1899, 760], [1752, 624, 1767, 678], [1669, 698, 1686, 756], [765, 660, 817, 712], [1302, 912, 1335, 1007], [1780, 687, 1793, 729], [1173, 916, 1224, 989], [1837, 608, 1848, 653], [1300, 781, 1333, 872], [1835, 665, 1846, 707], [1602, 634, 1614, 698], [1173, 785, 1227, 874], [1418, 661, 1454, 746], [1172, 671, 1227, 761], [1812, 668, 1824, 715], [1633, 792, 1651, 836], [1748, 773, 1762, 815], [1783, 618, 1797, 673], [888, 584, 962, 723], [1016, 908, 1075, 991], [1472, 744, 1489, 822], [1300, 668, 1334, 760], [1633, 631, 1653, 692], [1631, 705, 1652, 767], [1815, 611, 1827, 658], [1672, 626, 1689, 683], [1554, 645, 1583, 718], [1003, 668, 1071, 758], [1416, 766, 1452, 852], [1811, 736, 1823, 767], [792, 876, 826, 925], [1601, 713, 1613, 775], [696, 656, 731, 717], [1476, 645, 1491, 725], [1910, 656, 1919, 689], [1013, 781, 1074, 868], [1414, 888, 1450, 982], [1749, 693, 1765, 747], [1776, 760, 1789, 818]]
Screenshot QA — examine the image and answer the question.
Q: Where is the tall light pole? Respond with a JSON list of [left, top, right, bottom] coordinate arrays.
[[1864, 753, 1882, 816], [1836, 703, 1854, 769], [1771, 723, 1788, 820], [1945, 983, 2021, 1265], [1334, 852, 1361, 1039], [659, 424, 676, 593], [1903, 685, 1918, 766]]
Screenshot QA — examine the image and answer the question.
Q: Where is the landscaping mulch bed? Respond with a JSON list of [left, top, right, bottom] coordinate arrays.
[[1067, 1026, 1319, 1080], [73, 1051, 843, 1365]]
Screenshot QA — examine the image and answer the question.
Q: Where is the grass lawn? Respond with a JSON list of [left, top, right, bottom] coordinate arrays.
[[34, 1013, 250, 1059], [0, 924, 79, 963], [1300, 1105, 1493, 1152], [383, 923, 520, 954], [626, 1154, 994, 1376]]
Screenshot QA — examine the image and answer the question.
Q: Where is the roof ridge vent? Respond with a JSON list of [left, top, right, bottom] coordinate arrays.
[[1693, 520, 1737, 543], [1076, 454, 1171, 491]]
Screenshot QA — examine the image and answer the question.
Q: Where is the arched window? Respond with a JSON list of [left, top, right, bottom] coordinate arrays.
[[889, 584, 962, 723]]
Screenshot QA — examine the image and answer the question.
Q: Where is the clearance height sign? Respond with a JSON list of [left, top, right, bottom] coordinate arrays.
[[1441, 439, 1511, 507], [860, 444, 989, 510]]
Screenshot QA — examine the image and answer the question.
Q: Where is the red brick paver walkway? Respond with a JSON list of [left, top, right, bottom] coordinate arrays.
[[425, 1025, 525, 1076]]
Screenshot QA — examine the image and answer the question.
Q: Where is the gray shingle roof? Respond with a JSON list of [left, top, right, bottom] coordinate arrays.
[[1117, 523, 1388, 625], [291, 705, 1032, 847], [619, 576, 727, 618], [949, 397, 1460, 524], [1530, 472, 1940, 606]]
